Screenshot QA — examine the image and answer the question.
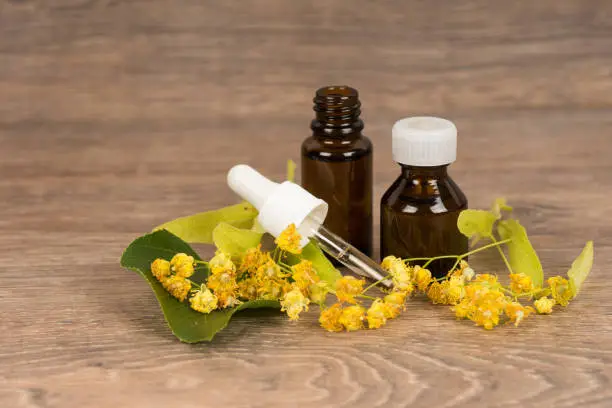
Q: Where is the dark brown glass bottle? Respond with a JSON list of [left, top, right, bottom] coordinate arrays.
[[380, 117, 467, 278], [301, 86, 373, 257]]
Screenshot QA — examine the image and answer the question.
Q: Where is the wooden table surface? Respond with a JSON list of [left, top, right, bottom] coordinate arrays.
[[2, 1, 612, 407]]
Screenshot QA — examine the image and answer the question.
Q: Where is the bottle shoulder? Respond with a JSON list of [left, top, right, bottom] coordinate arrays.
[[302, 134, 372, 161], [381, 171, 467, 213]]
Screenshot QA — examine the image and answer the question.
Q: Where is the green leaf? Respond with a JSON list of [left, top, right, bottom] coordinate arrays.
[[567, 241, 594, 297], [286, 159, 296, 183], [120, 230, 279, 343], [491, 197, 513, 219], [153, 202, 258, 244], [121, 228, 203, 270], [212, 222, 263, 258], [251, 218, 266, 234], [457, 209, 498, 244], [285, 242, 342, 285], [302, 243, 342, 284], [497, 219, 544, 287]]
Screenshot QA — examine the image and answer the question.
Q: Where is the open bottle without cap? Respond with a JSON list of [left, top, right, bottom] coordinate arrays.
[[301, 85, 373, 258], [227, 164, 390, 287]]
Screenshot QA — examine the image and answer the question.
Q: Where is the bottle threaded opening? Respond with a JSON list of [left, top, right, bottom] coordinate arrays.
[[312, 85, 362, 131]]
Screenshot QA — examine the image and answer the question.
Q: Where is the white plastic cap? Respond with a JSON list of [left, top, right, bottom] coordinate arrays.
[[227, 165, 328, 248], [392, 116, 457, 166]]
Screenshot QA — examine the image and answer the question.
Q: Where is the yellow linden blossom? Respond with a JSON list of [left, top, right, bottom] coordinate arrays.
[[161, 276, 191, 301], [464, 283, 488, 301], [170, 253, 195, 278], [239, 245, 266, 273], [339, 305, 366, 331], [459, 260, 475, 281], [463, 268, 475, 281], [151, 258, 171, 281], [319, 304, 344, 332], [509, 273, 533, 294], [308, 282, 329, 304], [444, 276, 465, 305], [334, 276, 365, 304], [217, 292, 241, 309], [207, 268, 237, 292], [380, 255, 400, 270], [534, 297, 555, 314], [453, 300, 472, 319], [292, 260, 319, 292], [456, 284, 507, 329], [207, 268, 239, 308], [439, 281, 451, 303], [257, 278, 291, 300], [237, 277, 259, 300], [209, 251, 235, 274], [383, 291, 407, 318], [427, 281, 447, 304], [367, 299, 391, 329], [548, 276, 572, 306], [189, 288, 218, 313], [281, 285, 310, 321], [255, 258, 286, 282], [401, 283, 416, 297], [381, 256, 412, 280], [505, 302, 534, 327], [472, 293, 506, 329], [381, 256, 414, 292], [392, 267, 413, 293], [473, 284, 506, 305], [415, 266, 432, 291], [473, 274, 498, 286], [275, 223, 302, 254], [471, 306, 501, 330]]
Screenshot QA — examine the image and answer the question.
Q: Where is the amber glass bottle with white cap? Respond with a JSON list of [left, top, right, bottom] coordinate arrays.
[[380, 117, 468, 279]]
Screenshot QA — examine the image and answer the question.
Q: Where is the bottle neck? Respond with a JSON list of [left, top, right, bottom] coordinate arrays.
[[310, 85, 364, 139], [399, 164, 449, 178]]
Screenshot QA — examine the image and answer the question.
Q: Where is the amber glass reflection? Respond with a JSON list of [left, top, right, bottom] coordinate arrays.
[[380, 165, 467, 278]]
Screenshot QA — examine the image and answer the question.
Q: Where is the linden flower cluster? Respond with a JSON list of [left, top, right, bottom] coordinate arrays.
[[150, 223, 327, 319], [412, 261, 573, 329], [149, 224, 414, 332], [134, 194, 594, 339], [151, 254, 195, 302], [150, 220, 585, 333], [318, 256, 418, 332]]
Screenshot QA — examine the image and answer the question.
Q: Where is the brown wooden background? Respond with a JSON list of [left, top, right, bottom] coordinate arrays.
[[2, 1, 612, 407]]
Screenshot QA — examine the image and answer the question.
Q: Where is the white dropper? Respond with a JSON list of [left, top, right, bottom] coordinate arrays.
[[227, 164, 391, 287]]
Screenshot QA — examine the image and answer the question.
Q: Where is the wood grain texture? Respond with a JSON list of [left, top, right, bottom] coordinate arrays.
[[1, 1, 612, 407]]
